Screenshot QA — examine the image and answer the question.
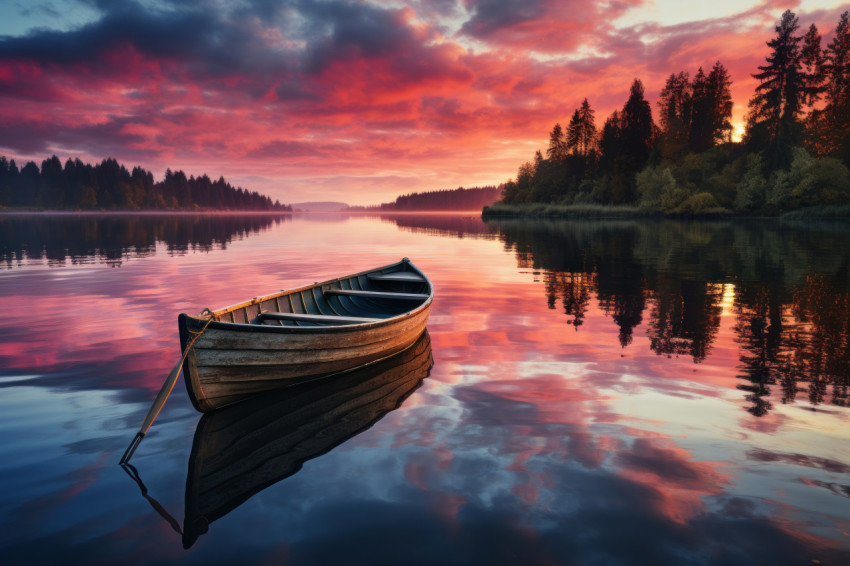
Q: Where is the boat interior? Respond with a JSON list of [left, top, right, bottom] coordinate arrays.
[[210, 262, 431, 327]]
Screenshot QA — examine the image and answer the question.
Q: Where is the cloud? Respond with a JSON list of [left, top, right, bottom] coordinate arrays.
[[459, 0, 646, 53], [2, 1, 850, 204]]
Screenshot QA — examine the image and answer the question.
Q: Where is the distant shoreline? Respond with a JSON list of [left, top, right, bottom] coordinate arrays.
[[0, 208, 485, 216], [0, 209, 295, 216]]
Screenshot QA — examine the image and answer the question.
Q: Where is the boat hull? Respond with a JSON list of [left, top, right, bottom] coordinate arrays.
[[178, 259, 432, 412]]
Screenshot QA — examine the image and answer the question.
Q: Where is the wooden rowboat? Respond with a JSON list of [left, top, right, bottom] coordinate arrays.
[[178, 258, 433, 412]]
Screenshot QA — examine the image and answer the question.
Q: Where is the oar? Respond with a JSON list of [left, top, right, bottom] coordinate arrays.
[[119, 316, 213, 464], [120, 462, 183, 535], [119, 356, 186, 464]]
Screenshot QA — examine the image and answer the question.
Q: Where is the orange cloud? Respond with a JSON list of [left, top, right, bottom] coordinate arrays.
[[1, 1, 849, 204]]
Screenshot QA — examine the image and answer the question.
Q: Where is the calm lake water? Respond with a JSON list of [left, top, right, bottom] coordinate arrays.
[[1, 213, 849, 565]]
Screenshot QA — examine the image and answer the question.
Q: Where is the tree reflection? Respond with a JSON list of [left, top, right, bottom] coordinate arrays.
[[378, 214, 500, 240], [0, 214, 288, 268], [486, 218, 850, 415], [593, 227, 647, 347], [733, 284, 789, 416], [545, 271, 592, 329], [648, 279, 723, 362], [788, 272, 850, 407]]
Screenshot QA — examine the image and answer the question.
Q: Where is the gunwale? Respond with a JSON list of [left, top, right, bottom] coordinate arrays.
[[181, 258, 431, 335]]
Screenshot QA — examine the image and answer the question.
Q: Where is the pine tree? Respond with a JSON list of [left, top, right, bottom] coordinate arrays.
[[566, 109, 582, 156], [690, 67, 713, 152], [658, 71, 691, 157], [800, 24, 826, 108], [748, 10, 805, 170], [821, 11, 850, 163], [599, 110, 622, 172], [707, 62, 734, 145], [620, 79, 655, 169], [577, 98, 598, 178], [547, 123, 567, 160], [824, 12, 850, 109], [577, 99, 597, 157]]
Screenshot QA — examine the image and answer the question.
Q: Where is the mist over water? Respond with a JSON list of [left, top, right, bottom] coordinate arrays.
[[1, 213, 848, 565]]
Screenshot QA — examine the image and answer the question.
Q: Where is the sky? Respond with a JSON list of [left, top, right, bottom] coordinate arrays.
[[1, 0, 849, 206]]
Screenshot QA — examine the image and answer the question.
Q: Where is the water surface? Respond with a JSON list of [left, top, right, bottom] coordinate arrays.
[[1, 213, 848, 565]]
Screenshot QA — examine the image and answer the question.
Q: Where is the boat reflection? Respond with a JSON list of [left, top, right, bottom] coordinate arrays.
[[124, 331, 433, 548]]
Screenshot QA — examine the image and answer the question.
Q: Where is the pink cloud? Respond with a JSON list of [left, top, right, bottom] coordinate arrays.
[[1, 1, 849, 204]]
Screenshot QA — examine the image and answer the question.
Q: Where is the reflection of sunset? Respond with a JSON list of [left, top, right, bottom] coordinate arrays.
[[1, 214, 849, 563]]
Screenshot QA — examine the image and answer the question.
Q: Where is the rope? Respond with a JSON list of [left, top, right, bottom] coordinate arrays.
[[119, 313, 215, 464]]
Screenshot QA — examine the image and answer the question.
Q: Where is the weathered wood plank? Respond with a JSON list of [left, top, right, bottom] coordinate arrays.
[[191, 309, 428, 350], [368, 272, 425, 282], [195, 329, 419, 366], [195, 335, 431, 437], [325, 289, 429, 301], [195, 339, 428, 411], [257, 312, 381, 325]]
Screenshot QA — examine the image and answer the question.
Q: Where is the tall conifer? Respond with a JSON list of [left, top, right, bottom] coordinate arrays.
[[748, 10, 805, 170], [690, 67, 714, 152], [658, 71, 691, 157], [800, 24, 826, 108], [821, 11, 850, 163], [577, 98, 597, 157], [707, 62, 734, 145], [621, 79, 655, 168], [547, 123, 567, 160], [566, 110, 582, 156]]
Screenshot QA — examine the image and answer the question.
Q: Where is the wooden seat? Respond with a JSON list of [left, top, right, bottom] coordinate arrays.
[[325, 289, 430, 301], [255, 312, 381, 325], [367, 272, 425, 283]]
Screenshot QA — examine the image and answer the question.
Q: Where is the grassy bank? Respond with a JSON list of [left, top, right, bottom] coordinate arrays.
[[481, 202, 730, 219], [483, 202, 850, 221], [779, 205, 850, 221]]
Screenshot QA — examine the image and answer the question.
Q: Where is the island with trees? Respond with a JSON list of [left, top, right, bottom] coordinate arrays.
[[347, 186, 501, 212], [484, 10, 850, 219], [0, 155, 291, 212]]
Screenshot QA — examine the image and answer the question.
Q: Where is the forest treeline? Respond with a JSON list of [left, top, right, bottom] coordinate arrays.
[[348, 186, 501, 211], [490, 10, 850, 217], [0, 155, 291, 211]]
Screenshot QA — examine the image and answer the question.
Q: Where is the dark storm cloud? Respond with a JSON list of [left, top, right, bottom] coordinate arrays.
[[0, 122, 54, 154], [0, 0, 464, 106], [300, 0, 431, 72], [0, 116, 152, 158], [460, 0, 546, 37], [0, 0, 422, 79], [2, 2, 226, 67]]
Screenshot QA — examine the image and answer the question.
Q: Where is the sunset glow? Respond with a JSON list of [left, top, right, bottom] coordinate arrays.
[[2, 1, 849, 204]]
